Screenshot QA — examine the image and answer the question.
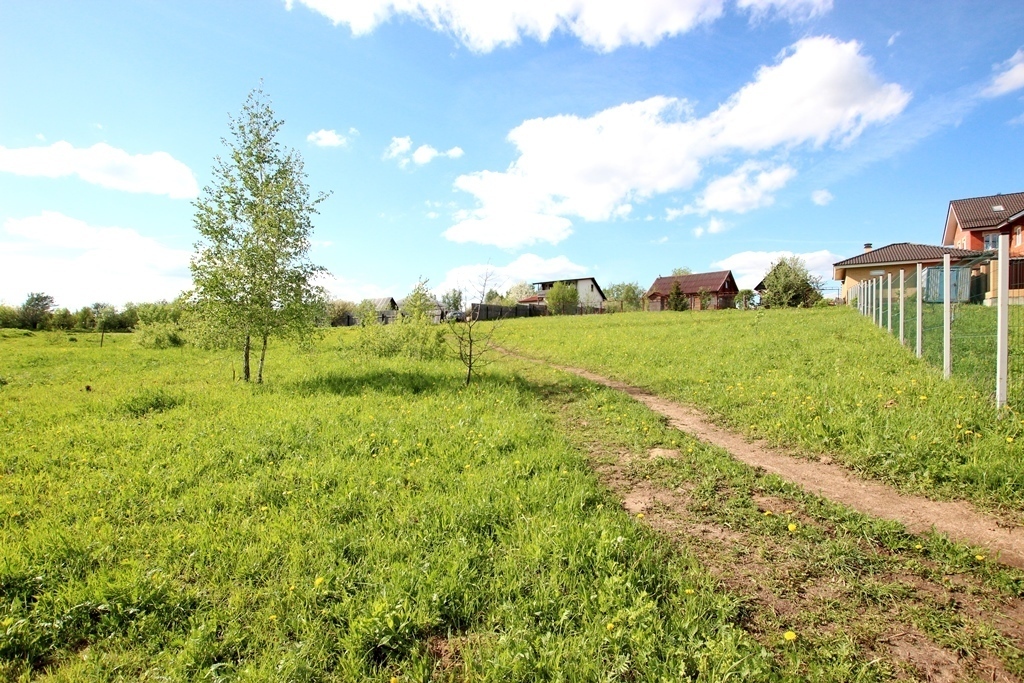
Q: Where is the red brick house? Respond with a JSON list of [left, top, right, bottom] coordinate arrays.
[[943, 191, 1024, 254], [645, 271, 739, 311]]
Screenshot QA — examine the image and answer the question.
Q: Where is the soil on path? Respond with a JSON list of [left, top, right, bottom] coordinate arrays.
[[507, 350, 1024, 569]]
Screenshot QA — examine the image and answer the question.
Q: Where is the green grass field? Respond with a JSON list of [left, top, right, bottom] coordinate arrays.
[[3, 324, 1024, 681], [500, 307, 1024, 512], [0, 330, 769, 681]]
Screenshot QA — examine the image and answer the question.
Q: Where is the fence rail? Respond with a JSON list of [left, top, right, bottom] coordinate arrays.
[[851, 237, 1023, 412]]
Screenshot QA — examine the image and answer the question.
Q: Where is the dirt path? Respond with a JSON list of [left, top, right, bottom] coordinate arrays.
[[507, 351, 1024, 568]]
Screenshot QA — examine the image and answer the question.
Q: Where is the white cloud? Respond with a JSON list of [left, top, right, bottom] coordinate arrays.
[[983, 48, 1024, 98], [433, 253, 588, 301], [315, 272, 397, 303], [448, 36, 908, 248], [687, 162, 795, 214], [285, 0, 834, 52], [736, 0, 831, 21], [652, 236, 669, 244], [387, 137, 463, 167], [811, 188, 834, 205], [307, 128, 348, 147], [384, 136, 412, 159], [887, 31, 901, 47], [285, 0, 728, 53], [0, 142, 198, 198], [0, 212, 192, 309], [692, 217, 726, 238], [713, 248, 839, 289]]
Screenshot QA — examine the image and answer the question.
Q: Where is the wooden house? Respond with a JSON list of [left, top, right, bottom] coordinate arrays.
[[645, 271, 739, 311]]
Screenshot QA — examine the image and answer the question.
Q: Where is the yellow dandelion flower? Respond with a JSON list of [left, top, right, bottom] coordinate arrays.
[[783, 631, 797, 642], [1007, 437, 1015, 443], [606, 622, 615, 631], [915, 544, 923, 550], [636, 513, 645, 519], [684, 588, 695, 595], [919, 395, 927, 401], [788, 523, 798, 532], [314, 576, 325, 587], [763, 510, 772, 516], [975, 555, 985, 561], [268, 615, 277, 621]]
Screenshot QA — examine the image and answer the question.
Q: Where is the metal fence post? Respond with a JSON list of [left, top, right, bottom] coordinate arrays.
[[878, 276, 884, 328], [943, 254, 952, 379], [997, 234, 1009, 409], [887, 273, 892, 333], [899, 269, 905, 345], [921, 262, 929, 360]]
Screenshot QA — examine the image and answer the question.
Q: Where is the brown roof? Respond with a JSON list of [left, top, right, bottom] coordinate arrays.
[[950, 191, 1024, 230], [833, 243, 981, 268], [645, 271, 739, 298]]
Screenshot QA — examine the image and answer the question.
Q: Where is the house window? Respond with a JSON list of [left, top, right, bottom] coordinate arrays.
[[984, 233, 1000, 251], [590, 284, 594, 292], [1016, 226, 1022, 247]]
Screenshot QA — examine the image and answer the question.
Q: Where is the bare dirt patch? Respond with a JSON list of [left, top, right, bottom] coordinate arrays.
[[517, 352, 1024, 569]]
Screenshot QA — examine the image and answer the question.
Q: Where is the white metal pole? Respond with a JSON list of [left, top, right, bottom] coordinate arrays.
[[868, 280, 873, 318], [943, 254, 952, 379], [878, 276, 884, 327], [916, 263, 923, 359], [887, 273, 893, 333], [997, 235, 1009, 408], [899, 269, 905, 345]]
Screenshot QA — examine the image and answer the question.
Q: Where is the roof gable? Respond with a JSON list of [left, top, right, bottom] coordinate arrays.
[[949, 191, 1024, 231]]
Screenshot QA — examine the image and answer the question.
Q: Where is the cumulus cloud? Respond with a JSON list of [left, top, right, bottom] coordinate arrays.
[[307, 129, 348, 147], [713, 248, 839, 289], [447, 36, 909, 248], [385, 137, 462, 167], [983, 48, 1024, 98], [692, 217, 726, 238], [736, 0, 831, 21], [687, 162, 795, 214], [285, 0, 834, 52], [285, 0, 727, 52], [433, 253, 588, 301], [412, 144, 464, 165], [811, 188, 834, 205], [0, 141, 198, 198], [0, 212, 192, 309], [314, 272, 397, 303]]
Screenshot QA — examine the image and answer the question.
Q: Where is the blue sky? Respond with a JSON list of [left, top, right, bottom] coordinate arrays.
[[1, 0, 1023, 309]]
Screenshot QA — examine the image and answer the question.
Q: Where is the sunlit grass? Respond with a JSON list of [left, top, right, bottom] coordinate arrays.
[[500, 308, 1024, 511], [0, 329, 771, 681]]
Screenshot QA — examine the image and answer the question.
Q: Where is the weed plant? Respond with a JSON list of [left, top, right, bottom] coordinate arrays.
[[1, 330, 774, 680], [500, 308, 1024, 511]]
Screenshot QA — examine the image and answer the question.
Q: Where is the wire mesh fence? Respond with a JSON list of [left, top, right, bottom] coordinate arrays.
[[850, 248, 1024, 412]]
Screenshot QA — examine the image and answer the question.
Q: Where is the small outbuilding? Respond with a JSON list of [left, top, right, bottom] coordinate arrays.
[[645, 271, 739, 311]]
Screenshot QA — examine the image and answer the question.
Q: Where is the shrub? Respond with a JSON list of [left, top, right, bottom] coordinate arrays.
[[135, 321, 187, 349], [547, 281, 579, 315], [354, 316, 445, 360]]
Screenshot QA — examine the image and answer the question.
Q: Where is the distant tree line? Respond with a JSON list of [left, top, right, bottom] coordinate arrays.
[[0, 293, 186, 333]]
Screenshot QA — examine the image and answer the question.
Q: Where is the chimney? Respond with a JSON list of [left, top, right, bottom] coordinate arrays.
[[863, 243, 873, 253]]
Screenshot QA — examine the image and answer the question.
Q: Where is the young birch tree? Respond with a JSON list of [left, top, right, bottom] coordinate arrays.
[[190, 87, 328, 383]]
